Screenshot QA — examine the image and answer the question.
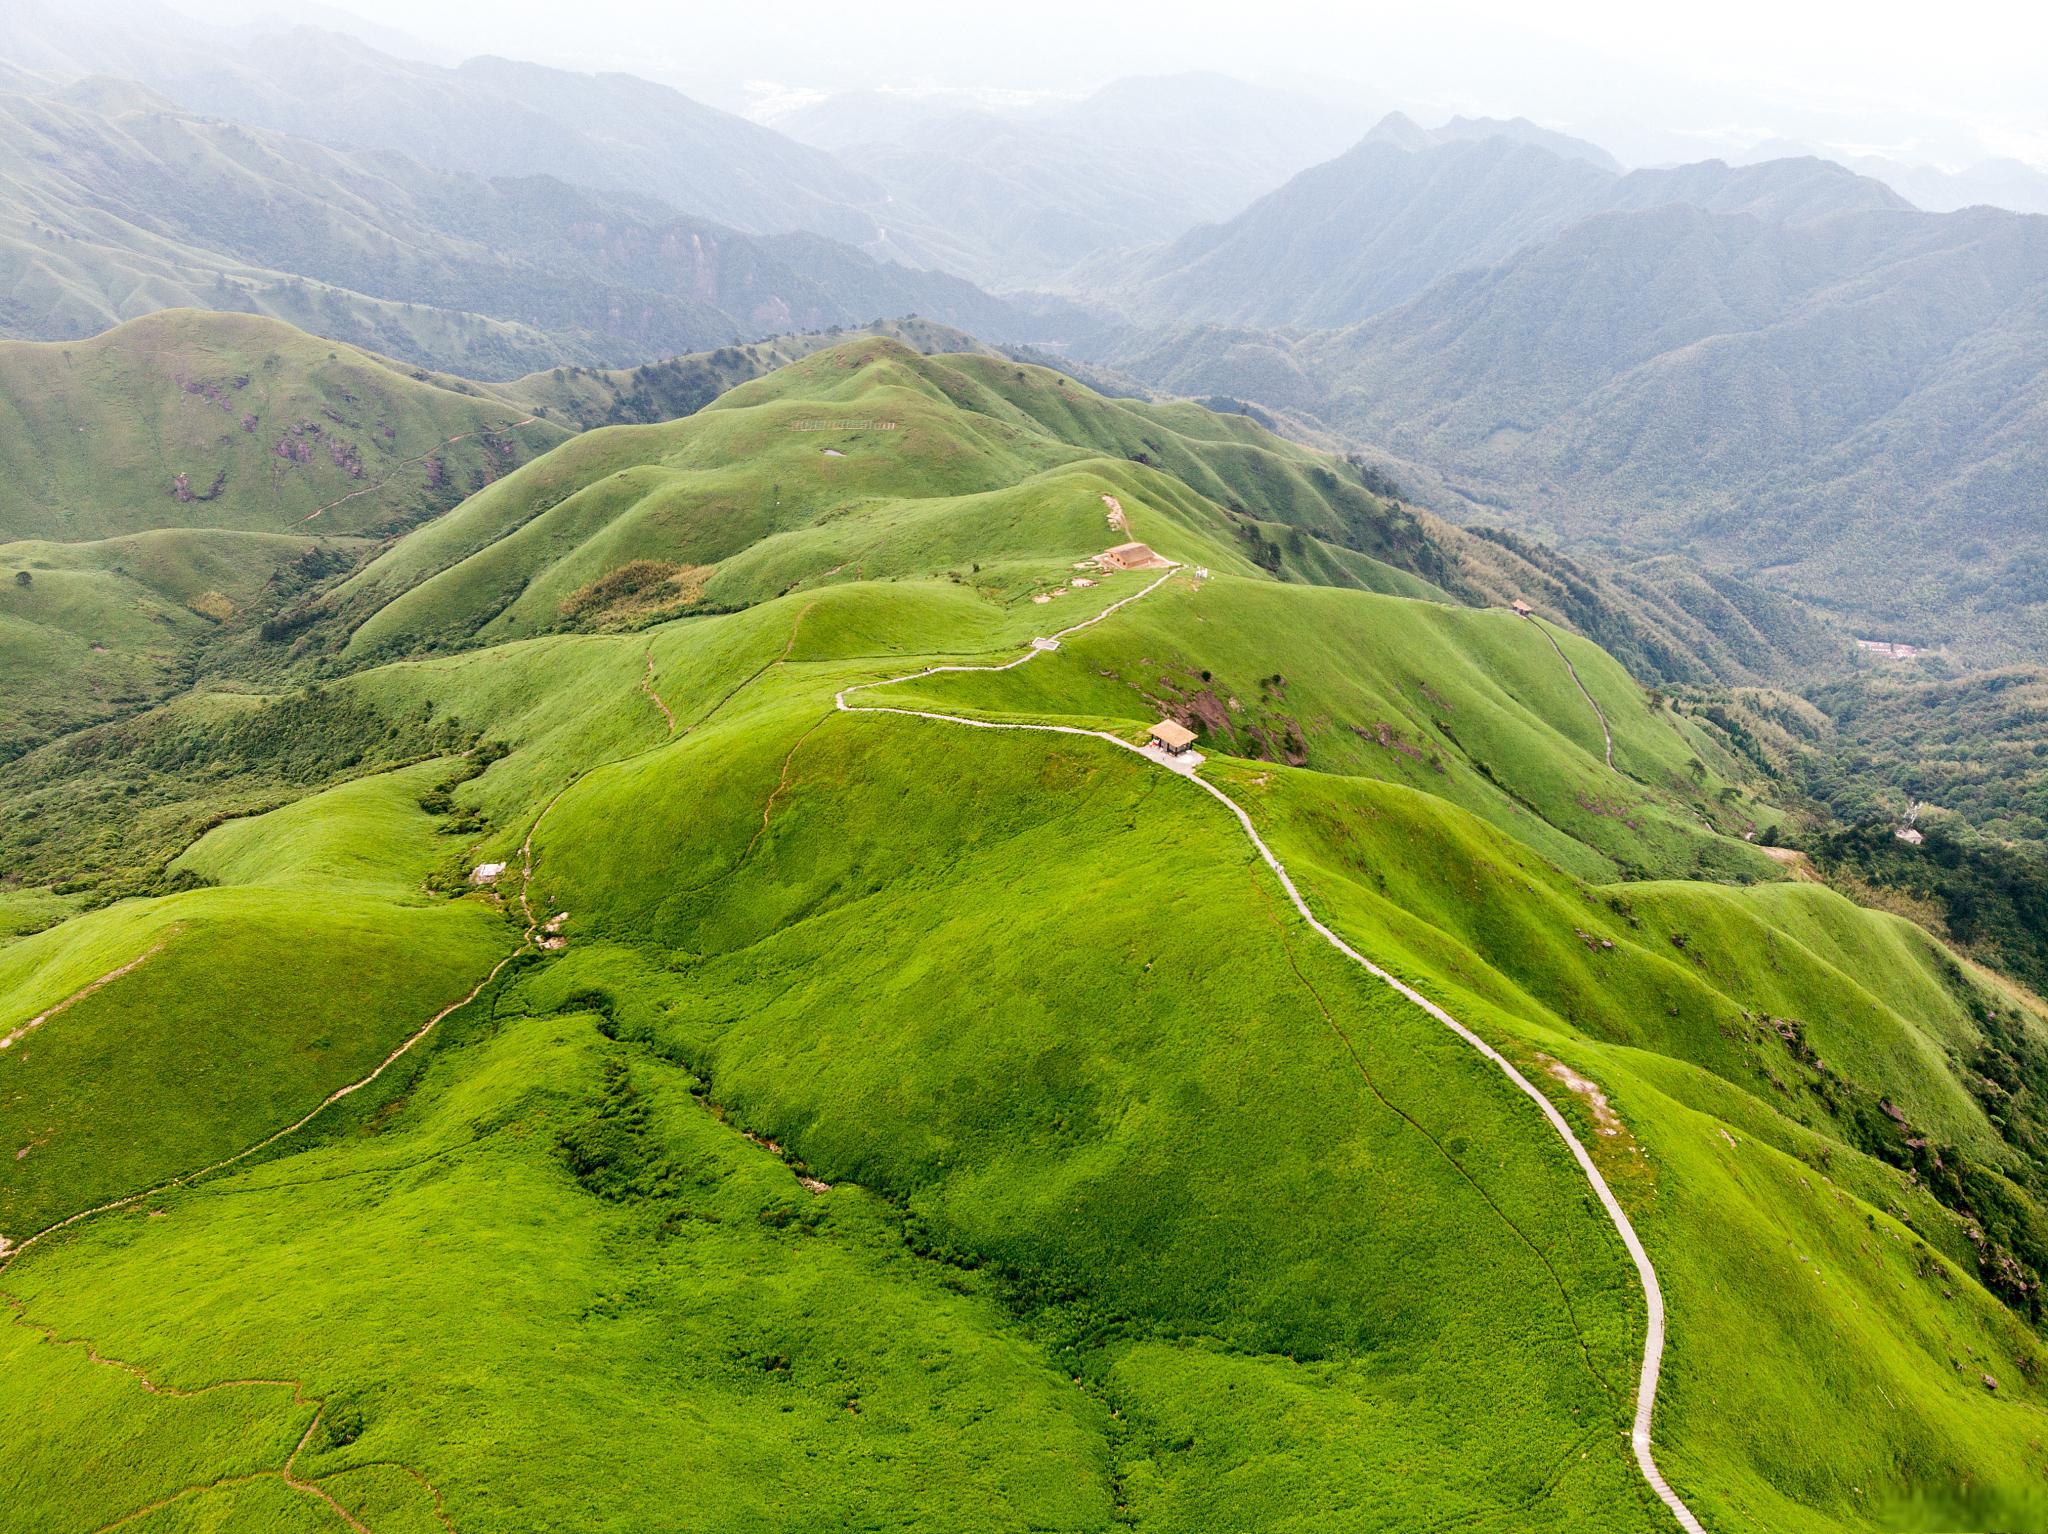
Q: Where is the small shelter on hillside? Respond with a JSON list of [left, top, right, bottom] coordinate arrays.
[[1100, 541, 1160, 571], [1149, 719, 1198, 755], [1511, 599, 1532, 617]]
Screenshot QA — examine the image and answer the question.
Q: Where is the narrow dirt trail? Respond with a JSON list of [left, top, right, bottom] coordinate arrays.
[[640, 651, 677, 732], [6, 1287, 450, 1534], [1529, 616, 1616, 772], [1, 939, 170, 1051], [836, 566, 1706, 1533], [3, 951, 525, 1264]]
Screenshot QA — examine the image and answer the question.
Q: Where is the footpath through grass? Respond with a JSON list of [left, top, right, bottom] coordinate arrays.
[[6, 339, 2047, 1533]]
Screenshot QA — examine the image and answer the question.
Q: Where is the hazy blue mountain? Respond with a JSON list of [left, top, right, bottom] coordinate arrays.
[[1744, 140, 2048, 217], [0, 81, 1073, 376], [0, 0, 957, 267], [1283, 203, 2048, 658], [1366, 110, 1622, 170], [787, 73, 1377, 286], [1109, 124, 1906, 329]]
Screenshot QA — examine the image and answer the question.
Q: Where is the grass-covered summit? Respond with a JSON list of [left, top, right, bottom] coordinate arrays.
[[0, 309, 566, 542], [3, 336, 2044, 1534], [0, 310, 564, 755]]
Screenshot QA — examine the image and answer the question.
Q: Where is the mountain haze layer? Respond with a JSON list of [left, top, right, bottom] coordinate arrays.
[[0, 0, 953, 265], [1106, 122, 1907, 329], [0, 79, 1074, 375]]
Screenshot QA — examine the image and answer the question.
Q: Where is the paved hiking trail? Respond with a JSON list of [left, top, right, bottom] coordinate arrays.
[[1530, 615, 1617, 771], [836, 566, 1706, 1533]]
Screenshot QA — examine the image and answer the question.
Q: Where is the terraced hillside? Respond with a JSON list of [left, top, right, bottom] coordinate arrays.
[[3, 340, 2043, 1534]]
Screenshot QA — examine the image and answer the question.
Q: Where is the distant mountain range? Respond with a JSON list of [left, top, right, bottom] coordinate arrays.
[[0, 0, 958, 266], [1736, 139, 2048, 218], [0, 7, 1381, 293], [0, 78, 1076, 376], [777, 74, 1377, 286], [1085, 125, 2048, 661], [1098, 119, 1907, 329]]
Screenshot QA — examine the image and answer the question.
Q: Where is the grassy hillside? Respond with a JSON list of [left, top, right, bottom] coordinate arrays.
[[326, 337, 1840, 701], [3, 338, 2042, 1533], [307, 340, 1446, 662], [499, 319, 998, 430], [0, 308, 566, 752], [0, 310, 566, 542], [0, 528, 368, 757], [0, 762, 508, 1235]]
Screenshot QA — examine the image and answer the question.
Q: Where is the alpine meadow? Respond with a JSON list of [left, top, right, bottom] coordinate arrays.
[[3, 4, 2046, 1533]]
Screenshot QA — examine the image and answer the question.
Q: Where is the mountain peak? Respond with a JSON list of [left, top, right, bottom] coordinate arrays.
[[1360, 110, 1621, 171], [1363, 110, 1431, 150]]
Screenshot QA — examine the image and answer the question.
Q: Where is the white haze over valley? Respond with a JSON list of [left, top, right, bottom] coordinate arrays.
[[166, 0, 2048, 195]]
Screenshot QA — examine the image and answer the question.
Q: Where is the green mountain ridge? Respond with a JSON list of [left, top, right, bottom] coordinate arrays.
[[3, 337, 2045, 1533], [0, 309, 566, 754]]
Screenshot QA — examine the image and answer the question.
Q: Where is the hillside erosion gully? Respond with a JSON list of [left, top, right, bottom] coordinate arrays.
[[834, 562, 1706, 1534]]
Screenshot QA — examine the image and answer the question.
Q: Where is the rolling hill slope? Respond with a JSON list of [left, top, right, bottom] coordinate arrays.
[[0, 308, 564, 753], [0, 310, 565, 542], [3, 339, 2043, 1533]]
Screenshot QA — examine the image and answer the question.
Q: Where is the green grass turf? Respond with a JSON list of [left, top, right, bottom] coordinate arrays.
[[329, 338, 1428, 661], [875, 573, 1779, 882], [0, 763, 507, 1238], [0, 528, 369, 753], [6, 338, 2045, 1532], [519, 706, 1664, 1529], [0, 311, 566, 543], [0, 888, 82, 945], [1196, 758, 2048, 1529], [3, 985, 1123, 1534]]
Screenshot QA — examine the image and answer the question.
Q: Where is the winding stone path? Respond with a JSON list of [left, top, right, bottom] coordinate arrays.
[[838, 564, 1706, 1533]]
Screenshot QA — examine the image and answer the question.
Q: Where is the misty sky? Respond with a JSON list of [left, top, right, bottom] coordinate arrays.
[[177, 0, 2047, 171]]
